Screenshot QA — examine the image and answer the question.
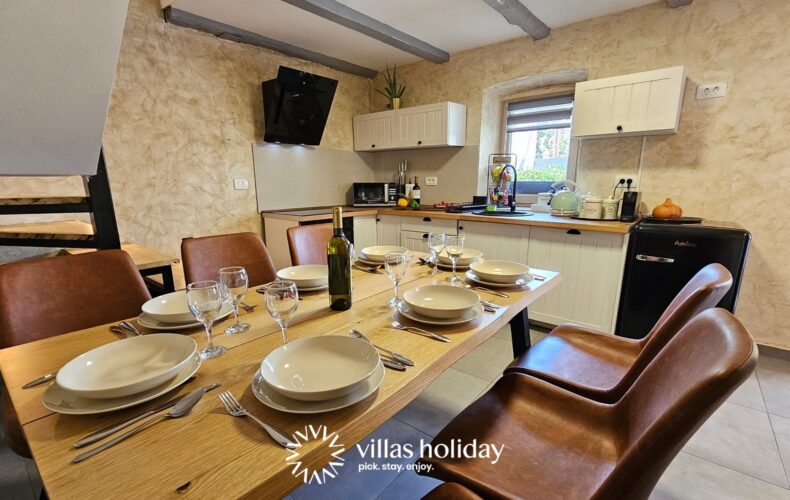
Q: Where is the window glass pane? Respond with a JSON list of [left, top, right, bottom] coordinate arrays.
[[505, 95, 574, 194]]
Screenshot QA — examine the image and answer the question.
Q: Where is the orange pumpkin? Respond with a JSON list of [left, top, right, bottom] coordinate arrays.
[[652, 198, 683, 219]]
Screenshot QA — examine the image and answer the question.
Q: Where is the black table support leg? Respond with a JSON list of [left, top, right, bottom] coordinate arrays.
[[509, 307, 531, 358]]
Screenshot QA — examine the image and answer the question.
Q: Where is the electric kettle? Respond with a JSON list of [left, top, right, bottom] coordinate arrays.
[[550, 180, 579, 216]]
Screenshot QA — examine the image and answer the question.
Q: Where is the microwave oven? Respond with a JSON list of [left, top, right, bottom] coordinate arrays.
[[353, 183, 397, 206]]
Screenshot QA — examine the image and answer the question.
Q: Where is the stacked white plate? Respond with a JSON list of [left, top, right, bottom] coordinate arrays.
[[138, 291, 233, 331], [467, 260, 533, 288], [44, 334, 200, 415], [437, 249, 483, 270], [252, 336, 384, 414], [398, 285, 484, 326], [276, 264, 328, 291], [359, 245, 408, 265]]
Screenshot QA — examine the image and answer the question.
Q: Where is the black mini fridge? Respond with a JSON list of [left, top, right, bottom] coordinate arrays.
[[615, 220, 751, 339]]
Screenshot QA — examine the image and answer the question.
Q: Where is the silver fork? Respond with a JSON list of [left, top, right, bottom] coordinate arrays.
[[463, 284, 509, 298], [239, 302, 257, 313], [217, 392, 297, 449]]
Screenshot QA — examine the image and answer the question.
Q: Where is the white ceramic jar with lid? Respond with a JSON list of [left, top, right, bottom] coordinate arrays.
[[602, 197, 619, 220], [582, 195, 602, 219]]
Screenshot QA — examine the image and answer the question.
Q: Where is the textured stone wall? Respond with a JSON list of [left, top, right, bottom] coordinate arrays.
[[371, 0, 790, 348]]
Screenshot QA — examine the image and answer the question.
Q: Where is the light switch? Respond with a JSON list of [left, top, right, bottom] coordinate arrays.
[[233, 178, 249, 190]]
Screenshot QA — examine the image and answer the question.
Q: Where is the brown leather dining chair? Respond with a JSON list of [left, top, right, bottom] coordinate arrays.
[[286, 223, 332, 266], [504, 263, 733, 403], [0, 249, 151, 457], [181, 232, 277, 287], [418, 308, 757, 500]]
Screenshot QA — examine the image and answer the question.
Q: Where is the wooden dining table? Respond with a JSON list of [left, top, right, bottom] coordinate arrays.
[[0, 253, 559, 499]]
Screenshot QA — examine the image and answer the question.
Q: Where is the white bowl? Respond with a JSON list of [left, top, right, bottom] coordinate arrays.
[[470, 260, 530, 284], [438, 248, 483, 266], [260, 336, 379, 402], [276, 265, 328, 288], [361, 245, 408, 262], [56, 334, 197, 399], [141, 291, 195, 324], [402, 285, 480, 319]]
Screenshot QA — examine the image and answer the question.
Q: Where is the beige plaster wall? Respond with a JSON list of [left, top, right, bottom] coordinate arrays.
[[0, 0, 370, 256], [371, 0, 790, 348]]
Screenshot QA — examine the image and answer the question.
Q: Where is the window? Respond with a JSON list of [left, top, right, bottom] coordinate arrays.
[[503, 94, 577, 199]]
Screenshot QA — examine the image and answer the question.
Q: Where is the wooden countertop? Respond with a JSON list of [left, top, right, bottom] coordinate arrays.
[[260, 207, 378, 222], [262, 207, 636, 234]]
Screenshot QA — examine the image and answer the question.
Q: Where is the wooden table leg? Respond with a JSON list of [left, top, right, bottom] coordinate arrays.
[[509, 307, 531, 358]]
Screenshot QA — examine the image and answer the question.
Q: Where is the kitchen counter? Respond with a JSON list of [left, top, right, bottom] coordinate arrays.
[[262, 207, 636, 234]]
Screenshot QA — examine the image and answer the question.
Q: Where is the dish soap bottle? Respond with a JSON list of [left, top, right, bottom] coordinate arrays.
[[327, 207, 352, 311]]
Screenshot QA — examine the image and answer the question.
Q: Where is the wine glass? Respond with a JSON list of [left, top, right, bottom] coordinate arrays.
[[384, 251, 408, 307], [263, 281, 299, 344], [445, 235, 465, 283], [427, 232, 446, 275], [186, 280, 227, 359], [219, 266, 250, 335]]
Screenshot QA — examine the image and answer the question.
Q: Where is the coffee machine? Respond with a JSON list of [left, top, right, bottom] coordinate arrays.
[[620, 191, 641, 222]]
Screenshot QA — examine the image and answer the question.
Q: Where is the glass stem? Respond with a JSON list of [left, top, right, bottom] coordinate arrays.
[[280, 323, 288, 344], [232, 301, 240, 325], [394, 281, 399, 302], [452, 258, 457, 279], [205, 322, 214, 351]]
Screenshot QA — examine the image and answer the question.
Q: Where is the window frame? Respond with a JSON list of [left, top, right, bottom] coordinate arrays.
[[500, 92, 579, 205]]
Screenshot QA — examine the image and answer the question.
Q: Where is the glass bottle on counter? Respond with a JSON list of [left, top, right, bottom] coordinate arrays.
[[411, 177, 421, 209], [327, 207, 352, 311]]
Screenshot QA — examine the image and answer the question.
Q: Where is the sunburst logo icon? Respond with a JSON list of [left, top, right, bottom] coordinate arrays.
[[286, 425, 346, 485]]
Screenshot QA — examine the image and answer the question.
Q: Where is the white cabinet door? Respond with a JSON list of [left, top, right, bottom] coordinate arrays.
[[527, 227, 627, 333], [353, 102, 465, 152], [572, 66, 686, 138], [353, 216, 377, 252], [376, 215, 400, 246], [458, 221, 530, 263], [400, 230, 429, 252], [353, 113, 398, 151]]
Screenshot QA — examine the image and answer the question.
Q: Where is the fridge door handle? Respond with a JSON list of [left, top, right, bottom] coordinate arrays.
[[636, 254, 675, 263]]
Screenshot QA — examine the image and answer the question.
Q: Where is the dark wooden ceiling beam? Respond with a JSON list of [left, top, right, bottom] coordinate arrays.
[[482, 0, 550, 40], [281, 0, 450, 63], [666, 0, 693, 7], [163, 7, 378, 78]]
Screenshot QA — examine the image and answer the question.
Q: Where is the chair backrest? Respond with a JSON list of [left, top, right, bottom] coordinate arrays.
[[602, 263, 733, 403], [596, 308, 757, 499], [286, 223, 332, 266], [181, 232, 277, 287], [0, 249, 151, 348]]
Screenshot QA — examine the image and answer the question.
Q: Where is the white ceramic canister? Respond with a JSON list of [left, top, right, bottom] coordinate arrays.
[[582, 196, 602, 219], [602, 197, 619, 220]]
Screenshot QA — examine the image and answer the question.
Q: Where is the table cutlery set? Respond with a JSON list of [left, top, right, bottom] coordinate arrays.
[[349, 329, 414, 371]]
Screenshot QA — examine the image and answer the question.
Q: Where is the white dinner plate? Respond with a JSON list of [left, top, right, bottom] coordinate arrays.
[[437, 248, 483, 266], [251, 361, 384, 414], [141, 291, 197, 324], [276, 265, 328, 288], [402, 285, 480, 319], [56, 334, 197, 399], [42, 354, 201, 415], [465, 270, 532, 288], [360, 246, 408, 262], [436, 261, 475, 271], [396, 301, 484, 326], [136, 303, 233, 331]]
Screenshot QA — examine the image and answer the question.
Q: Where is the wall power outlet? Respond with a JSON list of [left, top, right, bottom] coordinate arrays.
[[425, 176, 438, 186], [613, 174, 638, 191]]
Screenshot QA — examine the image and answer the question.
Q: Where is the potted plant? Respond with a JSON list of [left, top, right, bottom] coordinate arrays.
[[376, 64, 406, 109]]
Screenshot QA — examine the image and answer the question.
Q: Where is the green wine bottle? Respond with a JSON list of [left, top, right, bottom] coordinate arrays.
[[327, 207, 352, 311]]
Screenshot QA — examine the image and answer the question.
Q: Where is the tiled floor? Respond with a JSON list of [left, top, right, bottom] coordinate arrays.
[[3, 327, 790, 499]]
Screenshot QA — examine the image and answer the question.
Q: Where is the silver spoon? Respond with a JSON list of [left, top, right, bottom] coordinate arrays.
[[348, 330, 415, 366], [120, 321, 142, 336], [390, 320, 451, 343]]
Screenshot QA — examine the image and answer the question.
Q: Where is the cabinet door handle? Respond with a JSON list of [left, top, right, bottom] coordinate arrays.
[[422, 217, 432, 222], [371, 144, 376, 148], [417, 140, 422, 145], [567, 229, 581, 235], [458, 226, 464, 231], [616, 125, 623, 132], [422, 233, 428, 239], [636, 254, 675, 263]]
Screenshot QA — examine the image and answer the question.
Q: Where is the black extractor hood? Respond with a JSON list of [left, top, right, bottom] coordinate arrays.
[[261, 66, 338, 146]]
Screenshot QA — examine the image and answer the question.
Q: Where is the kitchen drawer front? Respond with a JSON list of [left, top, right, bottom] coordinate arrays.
[[399, 216, 457, 235], [400, 230, 429, 253], [457, 221, 529, 263], [527, 227, 626, 333]]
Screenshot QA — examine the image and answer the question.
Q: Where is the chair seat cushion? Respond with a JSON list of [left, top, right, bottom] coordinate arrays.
[[504, 324, 641, 402], [418, 374, 618, 500]]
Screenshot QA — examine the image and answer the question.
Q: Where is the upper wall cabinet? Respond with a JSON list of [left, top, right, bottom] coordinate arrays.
[[572, 66, 686, 139], [353, 102, 466, 152]]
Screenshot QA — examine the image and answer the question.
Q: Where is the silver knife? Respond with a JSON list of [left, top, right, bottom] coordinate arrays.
[[381, 358, 407, 371], [22, 371, 57, 389], [72, 387, 207, 463], [73, 382, 221, 448]]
